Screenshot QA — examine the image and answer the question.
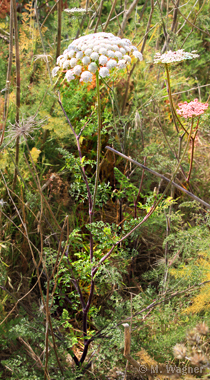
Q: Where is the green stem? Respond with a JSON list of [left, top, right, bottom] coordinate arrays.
[[93, 70, 102, 212], [165, 63, 188, 135], [186, 117, 195, 183]]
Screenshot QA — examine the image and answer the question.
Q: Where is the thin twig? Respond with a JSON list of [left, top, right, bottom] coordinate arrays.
[[105, 146, 210, 209]]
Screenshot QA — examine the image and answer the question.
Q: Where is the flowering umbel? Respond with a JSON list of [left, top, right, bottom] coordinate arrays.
[[176, 99, 208, 118], [154, 49, 199, 64], [52, 32, 143, 83]]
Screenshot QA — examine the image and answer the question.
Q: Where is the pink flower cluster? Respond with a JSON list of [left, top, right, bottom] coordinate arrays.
[[176, 98, 208, 118]]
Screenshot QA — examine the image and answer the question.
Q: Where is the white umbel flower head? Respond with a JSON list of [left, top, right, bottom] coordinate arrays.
[[53, 32, 143, 85], [64, 8, 87, 15], [80, 71, 93, 83], [154, 49, 199, 64]]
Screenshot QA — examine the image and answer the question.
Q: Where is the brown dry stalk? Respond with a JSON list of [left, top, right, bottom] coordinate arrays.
[[56, 0, 62, 58], [0, 0, 13, 147], [103, 0, 118, 31], [12, 0, 20, 190], [118, 0, 140, 37]]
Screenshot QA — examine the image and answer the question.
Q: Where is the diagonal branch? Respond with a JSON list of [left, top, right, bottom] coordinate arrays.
[[105, 146, 210, 209]]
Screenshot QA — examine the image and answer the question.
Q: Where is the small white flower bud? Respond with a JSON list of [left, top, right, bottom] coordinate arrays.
[[106, 59, 117, 69], [112, 44, 120, 51], [120, 47, 126, 55], [70, 58, 77, 67], [63, 60, 71, 69], [107, 50, 115, 58], [93, 45, 100, 52], [88, 62, 98, 73], [99, 47, 107, 55], [124, 55, 131, 63], [115, 51, 123, 59], [80, 70, 93, 83], [76, 51, 83, 59], [133, 50, 143, 60], [73, 65, 82, 76], [52, 66, 60, 77], [67, 49, 76, 58], [99, 55, 108, 65], [90, 52, 99, 61], [57, 55, 64, 66], [65, 70, 75, 82], [124, 45, 131, 52], [82, 56, 91, 65], [122, 38, 131, 45], [106, 44, 112, 50], [118, 59, 126, 69], [85, 48, 92, 56]]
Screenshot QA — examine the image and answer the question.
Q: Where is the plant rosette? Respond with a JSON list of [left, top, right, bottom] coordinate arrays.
[[52, 32, 143, 84]]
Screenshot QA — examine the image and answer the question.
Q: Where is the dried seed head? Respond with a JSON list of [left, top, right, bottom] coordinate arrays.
[[173, 343, 187, 359], [195, 323, 209, 336], [6, 116, 46, 145], [186, 331, 201, 345], [190, 353, 206, 366]]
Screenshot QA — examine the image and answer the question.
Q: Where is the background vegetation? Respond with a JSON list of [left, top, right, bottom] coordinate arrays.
[[0, 0, 210, 379]]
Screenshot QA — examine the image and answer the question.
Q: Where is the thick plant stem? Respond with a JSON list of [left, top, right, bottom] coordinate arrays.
[[187, 117, 199, 183], [187, 136, 195, 183], [93, 71, 102, 212], [165, 63, 188, 134], [186, 117, 196, 183], [58, 94, 95, 365]]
